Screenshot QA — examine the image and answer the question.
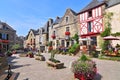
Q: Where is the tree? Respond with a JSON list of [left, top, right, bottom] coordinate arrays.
[[11, 44, 20, 50]]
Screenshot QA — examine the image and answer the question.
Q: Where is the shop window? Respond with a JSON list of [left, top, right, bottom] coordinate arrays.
[[91, 37, 97, 46]]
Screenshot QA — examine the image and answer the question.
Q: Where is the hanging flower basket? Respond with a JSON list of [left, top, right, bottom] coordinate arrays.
[[65, 31, 70, 35], [51, 35, 56, 39]]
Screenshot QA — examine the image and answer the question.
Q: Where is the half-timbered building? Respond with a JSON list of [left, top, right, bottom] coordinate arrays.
[[78, 0, 106, 49]]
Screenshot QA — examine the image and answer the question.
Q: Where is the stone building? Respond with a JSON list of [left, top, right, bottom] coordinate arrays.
[[105, 0, 120, 46], [0, 21, 16, 52], [39, 19, 53, 52], [49, 8, 78, 49], [25, 29, 39, 50]]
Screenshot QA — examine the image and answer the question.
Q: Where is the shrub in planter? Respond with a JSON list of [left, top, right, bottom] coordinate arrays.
[[6, 50, 12, 56], [27, 51, 34, 58], [47, 50, 64, 69], [71, 54, 97, 80], [34, 52, 45, 61]]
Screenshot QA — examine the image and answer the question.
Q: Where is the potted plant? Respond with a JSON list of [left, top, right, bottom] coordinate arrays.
[[71, 54, 97, 80], [34, 51, 45, 61], [46, 50, 64, 69], [6, 50, 12, 57], [27, 51, 34, 58]]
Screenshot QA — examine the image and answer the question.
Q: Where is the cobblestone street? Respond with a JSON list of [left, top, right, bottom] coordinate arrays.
[[7, 53, 120, 80]]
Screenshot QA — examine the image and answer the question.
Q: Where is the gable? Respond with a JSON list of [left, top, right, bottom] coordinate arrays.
[[60, 8, 77, 25]]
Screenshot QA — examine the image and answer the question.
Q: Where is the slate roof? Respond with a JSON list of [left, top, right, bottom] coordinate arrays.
[[68, 8, 77, 16], [53, 17, 62, 25], [107, 0, 120, 8], [78, 0, 105, 14], [41, 22, 49, 34], [31, 29, 39, 35], [0, 21, 16, 31]]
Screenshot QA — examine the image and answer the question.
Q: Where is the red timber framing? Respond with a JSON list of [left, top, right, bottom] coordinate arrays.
[[79, 6, 104, 38]]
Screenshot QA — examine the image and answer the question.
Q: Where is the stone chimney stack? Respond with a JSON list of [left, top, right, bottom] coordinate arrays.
[[48, 18, 53, 26]]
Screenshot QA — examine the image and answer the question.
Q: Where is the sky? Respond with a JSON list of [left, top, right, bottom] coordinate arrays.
[[0, 0, 92, 36]]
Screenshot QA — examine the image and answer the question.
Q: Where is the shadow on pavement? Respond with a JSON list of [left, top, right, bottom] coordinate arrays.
[[94, 73, 102, 80], [11, 64, 31, 69], [7, 56, 19, 63]]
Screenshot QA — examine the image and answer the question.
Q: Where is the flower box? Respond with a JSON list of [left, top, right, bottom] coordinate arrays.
[[65, 31, 70, 35], [51, 35, 56, 39]]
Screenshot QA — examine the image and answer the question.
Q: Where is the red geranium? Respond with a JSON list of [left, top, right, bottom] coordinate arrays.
[[65, 31, 70, 35]]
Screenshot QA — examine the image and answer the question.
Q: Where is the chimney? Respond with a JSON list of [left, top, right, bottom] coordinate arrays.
[[48, 18, 53, 26], [56, 16, 60, 19]]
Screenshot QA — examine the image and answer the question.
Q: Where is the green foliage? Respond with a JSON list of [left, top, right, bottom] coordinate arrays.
[[49, 50, 60, 63], [50, 50, 55, 59], [100, 12, 113, 51], [69, 43, 80, 54], [90, 51, 99, 58], [101, 40, 110, 51], [102, 40, 110, 51], [99, 56, 120, 61], [79, 54, 90, 62], [48, 41, 52, 46], [6, 50, 12, 56], [111, 32, 120, 36], [27, 51, 33, 55], [101, 27, 111, 37], [49, 58, 60, 63], [11, 44, 20, 50], [72, 33, 79, 43], [71, 59, 96, 79]]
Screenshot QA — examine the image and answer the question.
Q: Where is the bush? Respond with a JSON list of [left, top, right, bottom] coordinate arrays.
[[69, 43, 80, 54], [79, 54, 91, 62], [6, 50, 12, 56]]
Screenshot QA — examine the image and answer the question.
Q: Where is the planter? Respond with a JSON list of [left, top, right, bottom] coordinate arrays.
[[65, 31, 70, 35], [51, 35, 56, 39], [74, 67, 97, 80], [28, 54, 34, 58], [34, 55, 45, 61], [46, 60, 64, 69]]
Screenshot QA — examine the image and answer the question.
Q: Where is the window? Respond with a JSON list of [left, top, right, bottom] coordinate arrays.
[[83, 41, 87, 45], [91, 37, 97, 46], [66, 27, 69, 31], [7, 34, 9, 40], [71, 40, 74, 46], [88, 21, 92, 32], [53, 31, 55, 35], [0, 33, 2, 39], [2, 33, 7, 40], [61, 40, 65, 47], [66, 17, 69, 23], [88, 10, 92, 17], [3, 26, 7, 30]]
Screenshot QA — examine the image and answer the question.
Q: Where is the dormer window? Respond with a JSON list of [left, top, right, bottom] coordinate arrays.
[[66, 17, 69, 23], [88, 10, 92, 17]]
